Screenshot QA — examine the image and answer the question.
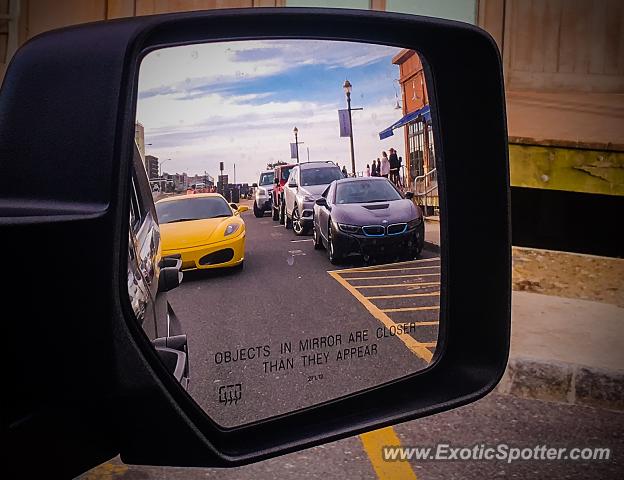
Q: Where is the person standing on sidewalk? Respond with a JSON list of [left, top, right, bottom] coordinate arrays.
[[365, 164, 371, 177], [380, 151, 390, 178], [341, 165, 348, 177], [389, 148, 400, 185]]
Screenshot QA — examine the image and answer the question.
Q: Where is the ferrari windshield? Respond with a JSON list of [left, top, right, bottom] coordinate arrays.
[[335, 179, 403, 204], [156, 197, 232, 223]]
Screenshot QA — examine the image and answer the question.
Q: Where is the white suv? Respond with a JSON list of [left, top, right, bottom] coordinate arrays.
[[282, 162, 344, 235], [253, 170, 275, 217]]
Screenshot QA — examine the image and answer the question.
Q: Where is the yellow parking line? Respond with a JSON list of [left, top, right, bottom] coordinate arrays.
[[329, 271, 433, 362], [355, 282, 441, 289], [347, 273, 440, 281], [328, 257, 440, 273], [366, 292, 440, 300], [360, 427, 418, 480], [341, 265, 440, 275], [408, 321, 439, 326], [381, 306, 440, 313]]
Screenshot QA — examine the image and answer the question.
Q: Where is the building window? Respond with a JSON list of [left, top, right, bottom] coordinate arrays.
[[408, 120, 425, 179], [0, 0, 19, 67]]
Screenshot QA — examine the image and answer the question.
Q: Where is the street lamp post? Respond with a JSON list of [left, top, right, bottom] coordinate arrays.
[[343, 80, 356, 176], [159, 158, 171, 177], [293, 126, 300, 164]]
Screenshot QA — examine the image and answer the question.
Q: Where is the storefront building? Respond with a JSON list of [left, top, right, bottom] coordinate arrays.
[[379, 49, 437, 211]]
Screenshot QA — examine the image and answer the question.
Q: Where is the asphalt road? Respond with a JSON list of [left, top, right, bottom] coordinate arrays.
[[81, 394, 624, 479], [79, 204, 624, 479], [167, 204, 441, 427]]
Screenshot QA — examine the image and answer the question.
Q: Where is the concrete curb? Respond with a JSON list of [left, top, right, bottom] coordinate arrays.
[[496, 356, 624, 412]]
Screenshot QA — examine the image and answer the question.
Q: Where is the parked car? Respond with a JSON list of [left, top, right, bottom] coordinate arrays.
[[253, 170, 274, 217], [271, 163, 295, 222], [313, 177, 424, 264], [155, 193, 248, 271], [282, 161, 343, 235]]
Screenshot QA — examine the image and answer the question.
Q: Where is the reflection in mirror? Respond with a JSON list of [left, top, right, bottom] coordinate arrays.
[[132, 40, 440, 427]]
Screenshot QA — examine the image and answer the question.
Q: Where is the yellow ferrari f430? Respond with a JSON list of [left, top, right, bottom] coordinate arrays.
[[155, 193, 248, 271]]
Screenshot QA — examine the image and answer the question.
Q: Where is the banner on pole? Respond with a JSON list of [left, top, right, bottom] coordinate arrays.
[[338, 109, 351, 137], [290, 143, 298, 159]]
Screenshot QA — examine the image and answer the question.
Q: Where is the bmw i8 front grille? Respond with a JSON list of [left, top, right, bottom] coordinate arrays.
[[387, 223, 408, 235], [362, 225, 385, 236]]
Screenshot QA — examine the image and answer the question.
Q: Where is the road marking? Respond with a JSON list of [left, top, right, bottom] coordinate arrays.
[[273, 224, 283, 228], [355, 282, 441, 289], [81, 462, 128, 479], [328, 256, 439, 273], [328, 270, 433, 362], [360, 427, 418, 480], [290, 238, 314, 242], [341, 265, 440, 274], [366, 292, 440, 299], [346, 273, 440, 281], [381, 306, 440, 313]]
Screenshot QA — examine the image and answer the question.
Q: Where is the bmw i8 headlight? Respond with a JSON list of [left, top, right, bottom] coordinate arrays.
[[338, 223, 362, 234], [303, 195, 316, 202], [224, 223, 240, 236], [408, 218, 423, 229]]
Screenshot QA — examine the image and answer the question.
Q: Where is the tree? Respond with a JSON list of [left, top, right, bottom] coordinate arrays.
[[267, 160, 287, 170]]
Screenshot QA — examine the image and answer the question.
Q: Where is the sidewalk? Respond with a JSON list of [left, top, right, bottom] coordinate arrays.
[[498, 292, 624, 411], [424, 216, 624, 411]]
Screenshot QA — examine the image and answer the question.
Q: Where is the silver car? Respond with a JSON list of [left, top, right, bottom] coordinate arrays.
[[253, 170, 275, 218], [282, 161, 344, 235]]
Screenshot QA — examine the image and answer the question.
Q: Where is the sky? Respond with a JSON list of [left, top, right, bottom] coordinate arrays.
[[137, 40, 409, 184]]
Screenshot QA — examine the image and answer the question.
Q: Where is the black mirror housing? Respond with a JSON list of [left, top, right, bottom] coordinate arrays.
[[405, 191, 414, 200], [315, 198, 328, 206], [3, 7, 510, 476]]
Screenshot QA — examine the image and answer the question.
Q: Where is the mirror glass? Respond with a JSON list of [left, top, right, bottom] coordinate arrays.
[[132, 40, 441, 427]]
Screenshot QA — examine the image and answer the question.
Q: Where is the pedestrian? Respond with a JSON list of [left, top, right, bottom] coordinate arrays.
[[380, 151, 390, 178], [397, 155, 404, 187], [372, 158, 380, 176], [342, 165, 348, 177], [365, 164, 371, 177], [389, 148, 400, 185]]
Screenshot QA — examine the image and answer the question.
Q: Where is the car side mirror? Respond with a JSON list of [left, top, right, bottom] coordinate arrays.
[[252, 183, 258, 187], [3, 8, 510, 476], [315, 197, 328, 207], [405, 191, 414, 200], [237, 205, 249, 213]]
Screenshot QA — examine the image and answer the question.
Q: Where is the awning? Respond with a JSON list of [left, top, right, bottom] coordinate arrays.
[[379, 105, 431, 140]]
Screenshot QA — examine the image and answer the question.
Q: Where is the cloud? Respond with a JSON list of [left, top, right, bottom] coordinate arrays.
[[137, 40, 408, 183]]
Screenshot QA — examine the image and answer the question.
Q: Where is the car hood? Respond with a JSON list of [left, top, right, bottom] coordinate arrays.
[[332, 199, 419, 225], [160, 216, 240, 250], [299, 184, 328, 197]]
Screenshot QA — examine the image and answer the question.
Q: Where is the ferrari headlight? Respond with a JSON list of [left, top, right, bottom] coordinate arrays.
[[408, 218, 422, 228], [224, 223, 240, 236], [338, 223, 362, 234]]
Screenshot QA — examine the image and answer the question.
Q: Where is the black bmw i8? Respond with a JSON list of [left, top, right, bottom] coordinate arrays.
[[312, 177, 425, 264]]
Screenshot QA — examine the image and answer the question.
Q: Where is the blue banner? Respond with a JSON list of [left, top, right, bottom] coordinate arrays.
[[338, 109, 351, 137]]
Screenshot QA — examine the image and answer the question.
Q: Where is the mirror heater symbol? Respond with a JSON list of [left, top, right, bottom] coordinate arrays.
[[218, 383, 242, 406]]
